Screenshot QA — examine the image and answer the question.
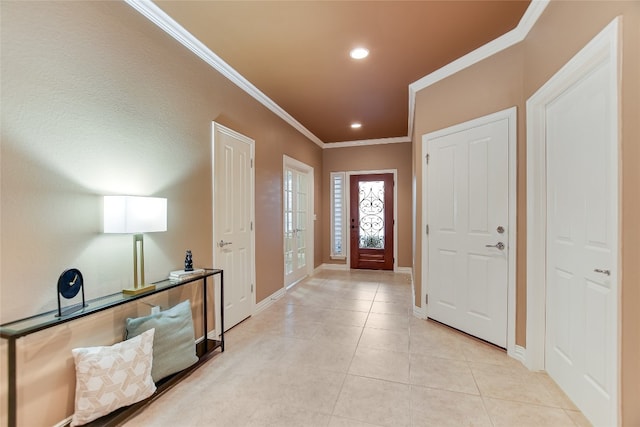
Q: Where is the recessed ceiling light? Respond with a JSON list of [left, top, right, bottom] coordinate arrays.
[[349, 47, 369, 60], [351, 122, 362, 129]]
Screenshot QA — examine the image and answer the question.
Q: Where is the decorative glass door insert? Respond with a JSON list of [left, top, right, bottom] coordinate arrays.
[[358, 180, 385, 249], [350, 173, 394, 270]]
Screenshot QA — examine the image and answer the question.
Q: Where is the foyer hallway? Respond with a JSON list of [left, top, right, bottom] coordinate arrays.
[[125, 269, 589, 427]]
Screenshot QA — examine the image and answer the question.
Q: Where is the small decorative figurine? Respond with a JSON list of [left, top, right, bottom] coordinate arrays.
[[184, 250, 193, 271]]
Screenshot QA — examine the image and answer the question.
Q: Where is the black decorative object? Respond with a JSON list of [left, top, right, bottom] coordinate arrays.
[[184, 250, 193, 272], [56, 268, 87, 317]]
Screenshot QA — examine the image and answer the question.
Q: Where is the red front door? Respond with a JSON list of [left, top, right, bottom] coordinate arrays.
[[350, 173, 394, 270]]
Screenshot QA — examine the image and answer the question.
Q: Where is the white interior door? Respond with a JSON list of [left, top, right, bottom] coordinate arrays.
[[544, 49, 617, 427], [425, 112, 513, 348], [213, 122, 255, 331], [283, 156, 313, 287]]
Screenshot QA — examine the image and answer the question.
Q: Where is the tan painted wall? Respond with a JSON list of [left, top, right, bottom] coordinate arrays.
[[412, 1, 639, 424], [322, 143, 413, 268], [0, 2, 321, 425]]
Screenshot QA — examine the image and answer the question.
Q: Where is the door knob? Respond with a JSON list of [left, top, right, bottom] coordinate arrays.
[[485, 242, 505, 250], [594, 268, 611, 276], [218, 240, 232, 248]]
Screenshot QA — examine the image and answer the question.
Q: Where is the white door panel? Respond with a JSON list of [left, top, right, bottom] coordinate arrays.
[[426, 116, 510, 348], [284, 157, 313, 287], [545, 57, 616, 426], [213, 123, 254, 331]]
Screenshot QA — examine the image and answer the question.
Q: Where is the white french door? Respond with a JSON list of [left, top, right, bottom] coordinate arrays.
[[423, 108, 516, 349], [527, 19, 619, 427], [283, 156, 313, 288], [212, 122, 255, 331]]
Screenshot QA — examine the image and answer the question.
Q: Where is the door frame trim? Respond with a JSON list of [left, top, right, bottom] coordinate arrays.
[[525, 17, 619, 424], [282, 155, 315, 288], [346, 169, 398, 271], [421, 106, 517, 355], [211, 122, 256, 336]]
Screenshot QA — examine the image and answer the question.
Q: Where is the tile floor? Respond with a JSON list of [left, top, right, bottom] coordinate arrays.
[[125, 269, 591, 427]]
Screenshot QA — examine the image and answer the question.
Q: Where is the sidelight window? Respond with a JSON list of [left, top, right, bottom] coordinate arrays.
[[330, 172, 346, 258]]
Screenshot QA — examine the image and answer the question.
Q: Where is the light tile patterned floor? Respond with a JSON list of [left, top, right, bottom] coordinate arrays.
[[125, 269, 591, 427]]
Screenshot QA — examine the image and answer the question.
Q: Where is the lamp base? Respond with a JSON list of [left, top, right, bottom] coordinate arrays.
[[122, 284, 156, 296]]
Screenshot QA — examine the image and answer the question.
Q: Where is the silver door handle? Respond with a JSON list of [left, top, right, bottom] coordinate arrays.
[[218, 240, 232, 248], [594, 269, 611, 276], [485, 242, 505, 250]]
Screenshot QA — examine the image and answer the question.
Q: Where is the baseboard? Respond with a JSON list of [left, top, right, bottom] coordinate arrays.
[[509, 344, 527, 366], [316, 263, 412, 273], [254, 287, 286, 314], [413, 305, 427, 319], [316, 263, 348, 271], [286, 276, 306, 290], [53, 415, 73, 427]]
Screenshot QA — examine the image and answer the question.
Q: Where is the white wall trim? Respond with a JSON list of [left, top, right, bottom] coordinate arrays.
[[125, 0, 548, 149], [316, 263, 349, 272], [315, 263, 412, 275], [421, 106, 518, 355], [509, 345, 527, 366], [53, 416, 74, 427], [395, 266, 412, 275], [254, 287, 286, 315], [325, 136, 411, 148], [407, 1, 549, 139], [413, 305, 428, 320], [124, 0, 324, 148]]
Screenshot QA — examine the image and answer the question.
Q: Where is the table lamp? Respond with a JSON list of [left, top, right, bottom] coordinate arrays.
[[104, 196, 167, 295]]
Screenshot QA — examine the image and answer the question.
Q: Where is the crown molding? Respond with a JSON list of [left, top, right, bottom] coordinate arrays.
[[407, 0, 549, 140], [124, 0, 325, 148], [324, 136, 411, 149], [126, 0, 548, 150], [517, 0, 551, 36]]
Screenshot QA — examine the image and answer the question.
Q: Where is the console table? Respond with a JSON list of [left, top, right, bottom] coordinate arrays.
[[0, 268, 224, 427]]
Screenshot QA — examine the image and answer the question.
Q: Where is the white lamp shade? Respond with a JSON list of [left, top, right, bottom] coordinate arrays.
[[104, 196, 167, 233]]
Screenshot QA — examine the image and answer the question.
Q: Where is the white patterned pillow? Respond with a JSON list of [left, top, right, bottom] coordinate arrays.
[[70, 328, 156, 426]]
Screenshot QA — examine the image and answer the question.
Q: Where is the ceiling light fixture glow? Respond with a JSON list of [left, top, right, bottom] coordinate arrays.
[[351, 123, 362, 129], [349, 47, 369, 60]]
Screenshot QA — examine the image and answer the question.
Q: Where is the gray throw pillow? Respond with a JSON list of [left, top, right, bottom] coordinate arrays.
[[125, 300, 198, 382]]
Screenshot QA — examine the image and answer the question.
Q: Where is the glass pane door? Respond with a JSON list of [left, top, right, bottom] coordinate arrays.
[[358, 180, 385, 249], [284, 165, 310, 285]]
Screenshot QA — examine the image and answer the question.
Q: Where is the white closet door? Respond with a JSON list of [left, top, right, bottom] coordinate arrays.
[[213, 123, 254, 331], [427, 118, 509, 347], [545, 57, 617, 427]]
